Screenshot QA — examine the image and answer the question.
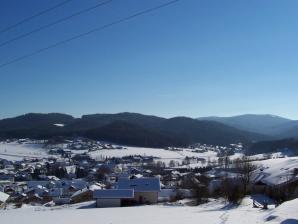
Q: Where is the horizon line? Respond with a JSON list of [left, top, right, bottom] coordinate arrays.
[[0, 111, 296, 121]]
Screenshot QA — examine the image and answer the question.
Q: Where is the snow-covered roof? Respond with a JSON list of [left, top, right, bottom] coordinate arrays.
[[206, 169, 240, 179], [252, 173, 269, 184], [0, 191, 9, 202], [132, 174, 143, 178], [27, 179, 88, 190], [93, 189, 134, 199], [117, 177, 161, 192], [89, 184, 102, 191], [71, 188, 89, 199], [47, 176, 60, 181], [71, 185, 102, 198], [252, 157, 298, 186]]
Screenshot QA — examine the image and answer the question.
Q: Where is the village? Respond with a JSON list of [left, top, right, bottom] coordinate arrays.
[[0, 138, 297, 211]]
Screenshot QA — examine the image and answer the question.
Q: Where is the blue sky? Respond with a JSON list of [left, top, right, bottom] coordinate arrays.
[[1, 0, 298, 119]]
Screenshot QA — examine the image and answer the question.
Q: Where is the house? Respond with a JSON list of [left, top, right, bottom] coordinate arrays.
[[0, 180, 12, 192], [117, 177, 161, 204], [0, 191, 9, 206], [46, 188, 63, 199], [27, 179, 88, 197], [205, 168, 243, 194], [71, 188, 93, 204], [251, 170, 298, 198], [22, 193, 45, 204], [251, 161, 298, 199], [93, 189, 134, 208], [93, 177, 161, 208], [70, 184, 102, 204]]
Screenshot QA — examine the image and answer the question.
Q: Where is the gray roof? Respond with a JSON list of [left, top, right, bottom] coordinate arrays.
[[93, 189, 134, 199], [117, 177, 161, 192]]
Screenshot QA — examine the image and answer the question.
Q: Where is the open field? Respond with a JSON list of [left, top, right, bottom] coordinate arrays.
[[0, 142, 49, 161]]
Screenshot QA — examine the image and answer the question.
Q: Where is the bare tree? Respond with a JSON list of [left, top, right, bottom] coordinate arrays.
[[218, 157, 224, 168], [169, 160, 176, 168], [221, 177, 243, 203], [224, 156, 230, 169], [234, 156, 257, 194]]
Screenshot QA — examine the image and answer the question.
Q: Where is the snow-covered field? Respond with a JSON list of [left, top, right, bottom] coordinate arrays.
[[89, 146, 218, 165], [0, 141, 218, 166], [0, 141, 219, 167], [0, 142, 49, 161], [89, 147, 214, 158], [1, 196, 297, 224]]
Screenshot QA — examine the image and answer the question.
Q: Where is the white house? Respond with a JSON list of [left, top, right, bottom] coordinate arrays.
[[0, 191, 9, 206], [117, 177, 161, 204], [93, 177, 161, 208]]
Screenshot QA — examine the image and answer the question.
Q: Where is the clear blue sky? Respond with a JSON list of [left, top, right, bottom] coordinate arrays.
[[1, 0, 298, 119]]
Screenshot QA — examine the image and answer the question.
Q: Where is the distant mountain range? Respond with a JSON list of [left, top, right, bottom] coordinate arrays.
[[198, 114, 298, 138], [0, 112, 269, 148], [197, 114, 298, 155]]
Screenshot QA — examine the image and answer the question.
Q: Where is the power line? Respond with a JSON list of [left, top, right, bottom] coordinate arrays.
[[0, 0, 181, 69], [0, 0, 112, 48], [0, 0, 73, 34]]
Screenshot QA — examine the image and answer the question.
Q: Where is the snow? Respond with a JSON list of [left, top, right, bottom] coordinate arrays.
[[89, 146, 217, 165], [0, 142, 218, 166], [1, 196, 297, 224], [250, 152, 289, 160], [0, 142, 50, 161], [0, 141, 218, 165], [228, 152, 244, 160], [53, 124, 65, 127], [90, 146, 216, 159], [264, 198, 298, 224], [252, 157, 298, 186]]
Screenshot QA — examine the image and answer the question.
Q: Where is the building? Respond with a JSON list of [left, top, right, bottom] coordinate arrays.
[[70, 184, 102, 204], [93, 189, 134, 208], [117, 177, 161, 204], [251, 169, 298, 199], [93, 177, 161, 208], [0, 191, 9, 206]]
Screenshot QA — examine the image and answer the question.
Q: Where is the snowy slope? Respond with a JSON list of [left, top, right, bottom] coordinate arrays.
[[0, 142, 50, 161], [1, 197, 297, 224], [252, 157, 298, 186], [264, 198, 298, 224]]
